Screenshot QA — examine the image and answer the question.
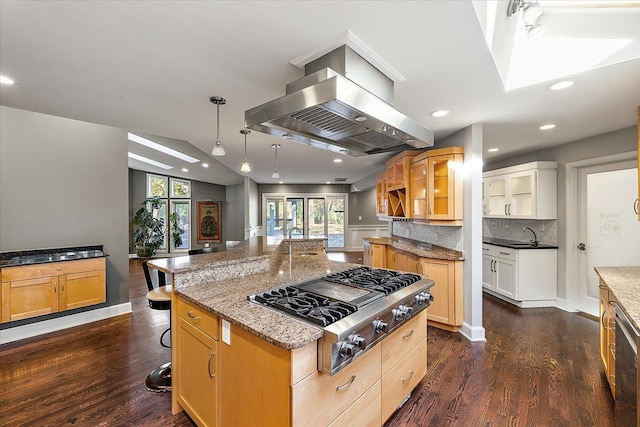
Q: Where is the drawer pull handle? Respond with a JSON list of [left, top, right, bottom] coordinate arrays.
[[208, 352, 215, 379], [609, 374, 615, 387], [402, 370, 415, 383], [499, 251, 511, 256], [187, 311, 201, 321], [336, 375, 356, 391], [402, 330, 415, 340]]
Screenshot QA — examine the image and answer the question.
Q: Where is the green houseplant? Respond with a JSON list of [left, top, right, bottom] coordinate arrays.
[[133, 197, 185, 257]]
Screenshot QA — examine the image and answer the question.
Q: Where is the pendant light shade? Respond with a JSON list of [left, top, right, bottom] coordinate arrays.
[[240, 129, 251, 173], [210, 96, 226, 156], [271, 143, 281, 179]]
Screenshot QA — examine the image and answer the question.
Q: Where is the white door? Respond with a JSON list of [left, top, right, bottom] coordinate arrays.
[[577, 161, 639, 315]]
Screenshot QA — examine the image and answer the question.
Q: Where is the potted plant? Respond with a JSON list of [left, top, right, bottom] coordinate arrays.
[[168, 211, 185, 249], [133, 197, 165, 258]]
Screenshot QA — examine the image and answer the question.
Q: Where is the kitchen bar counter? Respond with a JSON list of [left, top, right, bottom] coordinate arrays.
[[0, 245, 106, 267], [363, 236, 464, 260], [148, 237, 358, 349], [595, 266, 640, 331]]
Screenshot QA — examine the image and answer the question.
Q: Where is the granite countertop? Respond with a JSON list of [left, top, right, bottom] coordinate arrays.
[[483, 237, 558, 250], [595, 266, 640, 333], [363, 236, 464, 261], [0, 245, 107, 267], [149, 236, 358, 349]]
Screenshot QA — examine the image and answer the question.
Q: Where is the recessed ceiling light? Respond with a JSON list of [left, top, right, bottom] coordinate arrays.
[[549, 80, 574, 90], [128, 152, 172, 170], [202, 163, 209, 168], [278, 181, 284, 184], [182, 168, 188, 172], [355, 116, 367, 122], [488, 148, 499, 152], [430, 110, 450, 118], [326, 181, 331, 184], [0, 75, 15, 85], [128, 133, 200, 163], [333, 158, 343, 163], [539, 124, 556, 130]]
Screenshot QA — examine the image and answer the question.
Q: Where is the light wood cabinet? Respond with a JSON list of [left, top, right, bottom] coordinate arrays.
[[419, 258, 463, 331], [1, 258, 106, 323], [482, 244, 557, 307], [598, 282, 616, 398], [483, 161, 557, 219], [385, 151, 415, 217], [364, 241, 386, 269], [175, 296, 219, 427], [376, 173, 388, 217], [410, 147, 463, 222]]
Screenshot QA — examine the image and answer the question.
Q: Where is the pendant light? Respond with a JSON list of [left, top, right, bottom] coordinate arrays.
[[271, 143, 281, 179], [240, 129, 251, 173], [210, 96, 226, 156]]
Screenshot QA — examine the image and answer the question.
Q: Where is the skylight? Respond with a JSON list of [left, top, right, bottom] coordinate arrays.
[[128, 133, 200, 163], [128, 152, 173, 169]]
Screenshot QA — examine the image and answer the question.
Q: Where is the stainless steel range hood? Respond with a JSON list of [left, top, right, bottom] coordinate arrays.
[[244, 46, 434, 157]]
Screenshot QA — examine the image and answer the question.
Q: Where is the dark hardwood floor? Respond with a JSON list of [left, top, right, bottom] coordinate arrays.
[[0, 256, 614, 426]]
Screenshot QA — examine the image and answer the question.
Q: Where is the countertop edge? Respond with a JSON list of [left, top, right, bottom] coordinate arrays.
[[363, 237, 464, 261], [595, 266, 640, 333]]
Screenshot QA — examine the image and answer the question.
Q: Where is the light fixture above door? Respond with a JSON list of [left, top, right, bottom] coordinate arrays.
[[240, 129, 251, 173], [210, 96, 226, 156], [271, 143, 281, 179]]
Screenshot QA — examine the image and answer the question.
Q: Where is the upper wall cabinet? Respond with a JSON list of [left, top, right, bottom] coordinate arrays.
[[376, 172, 388, 217], [385, 151, 415, 217], [410, 147, 464, 222], [483, 161, 557, 219]]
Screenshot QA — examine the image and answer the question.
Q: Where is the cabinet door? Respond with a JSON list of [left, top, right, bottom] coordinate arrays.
[[1, 276, 58, 322], [177, 317, 218, 427], [495, 258, 516, 299], [599, 285, 609, 374], [376, 174, 388, 216], [363, 241, 372, 266], [410, 160, 428, 219], [508, 170, 536, 217], [60, 270, 106, 311], [428, 154, 455, 220], [486, 176, 508, 217], [420, 259, 453, 325], [371, 244, 386, 268], [482, 256, 495, 290]]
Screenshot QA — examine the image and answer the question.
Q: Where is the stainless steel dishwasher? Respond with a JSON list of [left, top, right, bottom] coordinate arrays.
[[615, 305, 638, 427]]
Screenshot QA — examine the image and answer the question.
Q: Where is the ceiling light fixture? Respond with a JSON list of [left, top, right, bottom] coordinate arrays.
[[202, 163, 209, 168], [507, 0, 545, 39], [488, 148, 500, 152], [539, 123, 556, 130], [210, 96, 226, 156], [128, 133, 200, 163], [240, 129, 251, 173], [271, 144, 281, 179], [430, 110, 450, 118], [182, 168, 189, 172], [549, 80, 574, 90], [0, 75, 15, 85], [333, 158, 343, 163]]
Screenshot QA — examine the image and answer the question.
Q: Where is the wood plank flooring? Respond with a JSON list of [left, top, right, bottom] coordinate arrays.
[[0, 257, 614, 426]]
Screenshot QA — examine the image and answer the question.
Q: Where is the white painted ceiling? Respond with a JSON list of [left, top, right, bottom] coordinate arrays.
[[1, 1, 639, 187]]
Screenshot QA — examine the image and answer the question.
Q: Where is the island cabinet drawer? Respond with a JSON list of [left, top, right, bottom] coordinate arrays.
[[381, 310, 427, 374], [381, 338, 427, 422], [292, 344, 381, 427], [176, 297, 219, 340], [328, 379, 381, 427], [1, 258, 105, 282]]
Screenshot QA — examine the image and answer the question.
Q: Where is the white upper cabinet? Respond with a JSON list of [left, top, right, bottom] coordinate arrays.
[[483, 161, 557, 219]]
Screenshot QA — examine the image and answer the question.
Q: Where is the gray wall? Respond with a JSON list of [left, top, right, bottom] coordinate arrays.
[[348, 188, 386, 225], [1, 106, 129, 326], [484, 125, 637, 301], [129, 169, 229, 252], [247, 177, 259, 232], [225, 183, 244, 243]]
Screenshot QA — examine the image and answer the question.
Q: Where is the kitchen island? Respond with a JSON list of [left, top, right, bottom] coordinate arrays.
[[148, 237, 431, 426]]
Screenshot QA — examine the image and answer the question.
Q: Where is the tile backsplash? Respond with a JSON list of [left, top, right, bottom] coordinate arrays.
[[392, 221, 463, 251], [483, 218, 557, 245]]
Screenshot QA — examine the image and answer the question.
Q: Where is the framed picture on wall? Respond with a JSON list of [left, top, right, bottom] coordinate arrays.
[[197, 201, 221, 243]]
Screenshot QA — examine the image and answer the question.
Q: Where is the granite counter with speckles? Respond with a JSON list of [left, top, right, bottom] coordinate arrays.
[[147, 236, 358, 349], [363, 237, 464, 261], [595, 266, 640, 332]]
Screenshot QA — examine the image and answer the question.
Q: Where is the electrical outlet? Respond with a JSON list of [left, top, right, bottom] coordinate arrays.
[[358, 216, 362, 221]]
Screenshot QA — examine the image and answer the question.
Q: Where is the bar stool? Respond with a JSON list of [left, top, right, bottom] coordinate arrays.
[[142, 260, 172, 392]]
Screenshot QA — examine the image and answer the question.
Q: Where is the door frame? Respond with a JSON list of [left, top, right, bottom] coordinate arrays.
[[565, 150, 637, 313]]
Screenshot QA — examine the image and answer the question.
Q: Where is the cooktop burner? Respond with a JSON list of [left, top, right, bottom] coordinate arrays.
[[324, 266, 422, 295], [251, 286, 357, 327]]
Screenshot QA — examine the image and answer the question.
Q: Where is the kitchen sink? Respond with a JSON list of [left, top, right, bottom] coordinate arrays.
[[509, 243, 537, 248]]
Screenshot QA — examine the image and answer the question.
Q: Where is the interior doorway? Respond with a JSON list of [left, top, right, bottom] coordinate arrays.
[[576, 160, 639, 316]]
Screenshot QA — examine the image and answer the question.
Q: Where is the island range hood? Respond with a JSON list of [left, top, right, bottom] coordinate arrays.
[[244, 46, 434, 157]]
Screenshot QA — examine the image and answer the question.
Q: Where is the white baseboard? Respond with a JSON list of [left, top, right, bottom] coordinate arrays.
[[459, 322, 486, 342], [554, 298, 577, 313], [0, 302, 133, 345]]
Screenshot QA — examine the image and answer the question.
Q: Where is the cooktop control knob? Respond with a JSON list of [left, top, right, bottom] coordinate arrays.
[[373, 319, 388, 334], [392, 307, 405, 322], [415, 292, 434, 305], [398, 304, 413, 318], [339, 341, 358, 358], [348, 333, 366, 350]]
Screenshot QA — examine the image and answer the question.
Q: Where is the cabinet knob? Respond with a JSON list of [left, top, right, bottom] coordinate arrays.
[[577, 243, 586, 251]]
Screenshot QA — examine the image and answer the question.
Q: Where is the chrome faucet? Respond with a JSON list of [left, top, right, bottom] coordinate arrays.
[[288, 227, 303, 263], [523, 227, 539, 247]]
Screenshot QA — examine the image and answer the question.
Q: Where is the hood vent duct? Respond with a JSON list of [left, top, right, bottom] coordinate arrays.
[[245, 46, 434, 156]]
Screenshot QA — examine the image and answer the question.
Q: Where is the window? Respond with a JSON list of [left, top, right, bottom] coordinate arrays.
[[171, 200, 190, 251], [170, 177, 191, 198], [147, 174, 168, 198]]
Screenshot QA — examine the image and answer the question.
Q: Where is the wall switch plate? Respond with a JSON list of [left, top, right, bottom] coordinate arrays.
[[222, 319, 231, 345], [204, 243, 210, 248], [358, 216, 362, 221]]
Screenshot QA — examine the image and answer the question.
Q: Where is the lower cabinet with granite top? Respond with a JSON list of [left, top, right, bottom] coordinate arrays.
[[1, 258, 106, 323], [598, 283, 617, 399], [173, 294, 428, 427]]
